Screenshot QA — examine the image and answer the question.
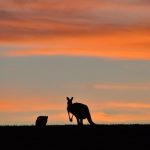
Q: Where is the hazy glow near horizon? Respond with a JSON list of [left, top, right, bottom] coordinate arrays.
[[0, 0, 150, 125]]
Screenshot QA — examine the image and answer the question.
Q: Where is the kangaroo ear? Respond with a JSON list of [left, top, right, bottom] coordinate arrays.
[[71, 97, 73, 100], [66, 97, 70, 101]]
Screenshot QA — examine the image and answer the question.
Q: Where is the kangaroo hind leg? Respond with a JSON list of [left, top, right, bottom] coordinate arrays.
[[80, 119, 83, 125], [76, 118, 80, 125], [76, 118, 83, 125]]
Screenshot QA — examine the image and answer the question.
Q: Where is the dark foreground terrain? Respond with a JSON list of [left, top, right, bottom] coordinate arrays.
[[0, 124, 150, 149]]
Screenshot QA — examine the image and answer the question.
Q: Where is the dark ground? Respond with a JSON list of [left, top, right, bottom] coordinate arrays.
[[0, 124, 150, 149]]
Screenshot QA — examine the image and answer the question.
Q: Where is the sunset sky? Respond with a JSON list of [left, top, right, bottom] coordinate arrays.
[[0, 0, 150, 125]]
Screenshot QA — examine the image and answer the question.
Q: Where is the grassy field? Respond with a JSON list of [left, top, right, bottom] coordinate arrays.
[[0, 124, 150, 149]]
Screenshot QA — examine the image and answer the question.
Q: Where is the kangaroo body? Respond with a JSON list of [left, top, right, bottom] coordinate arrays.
[[67, 97, 95, 125]]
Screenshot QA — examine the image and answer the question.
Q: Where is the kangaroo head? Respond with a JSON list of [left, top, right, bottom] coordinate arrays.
[[66, 97, 73, 105]]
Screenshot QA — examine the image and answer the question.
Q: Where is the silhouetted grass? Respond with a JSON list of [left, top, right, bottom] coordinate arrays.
[[0, 124, 150, 149]]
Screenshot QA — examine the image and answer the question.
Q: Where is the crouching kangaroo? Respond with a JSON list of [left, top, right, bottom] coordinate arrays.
[[35, 116, 48, 127], [66, 97, 95, 125]]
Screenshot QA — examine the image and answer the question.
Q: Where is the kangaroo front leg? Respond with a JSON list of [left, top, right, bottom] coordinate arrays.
[[70, 114, 73, 122], [68, 112, 73, 122]]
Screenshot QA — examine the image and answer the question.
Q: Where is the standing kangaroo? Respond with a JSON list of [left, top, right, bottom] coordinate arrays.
[[67, 97, 95, 125]]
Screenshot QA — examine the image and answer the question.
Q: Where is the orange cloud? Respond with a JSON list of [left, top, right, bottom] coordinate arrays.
[[0, 0, 150, 60], [0, 99, 65, 113], [1, 26, 150, 60], [3, 48, 150, 60], [93, 112, 150, 123], [89, 100, 150, 123], [0, 1, 150, 40]]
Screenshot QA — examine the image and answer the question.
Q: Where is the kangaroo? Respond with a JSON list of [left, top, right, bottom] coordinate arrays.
[[35, 116, 48, 127], [66, 97, 95, 125]]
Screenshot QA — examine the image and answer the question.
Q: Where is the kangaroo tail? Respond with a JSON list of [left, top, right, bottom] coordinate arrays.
[[87, 110, 96, 125]]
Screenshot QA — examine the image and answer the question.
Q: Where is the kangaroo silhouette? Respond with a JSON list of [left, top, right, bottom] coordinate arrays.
[[67, 97, 95, 125], [35, 116, 48, 127]]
